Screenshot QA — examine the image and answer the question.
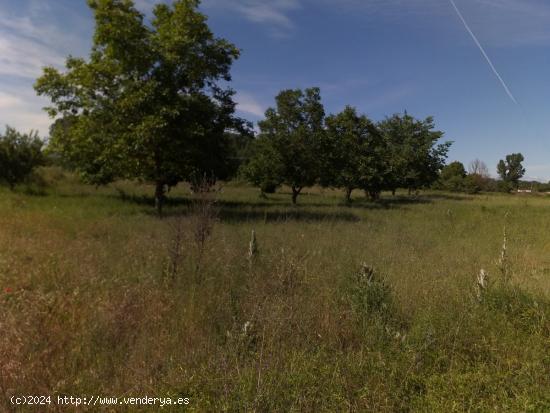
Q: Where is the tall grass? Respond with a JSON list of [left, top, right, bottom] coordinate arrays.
[[1, 170, 549, 411]]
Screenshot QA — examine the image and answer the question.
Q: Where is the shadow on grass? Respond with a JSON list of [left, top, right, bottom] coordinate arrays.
[[143, 204, 362, 223], [117, 191, 473, 222]]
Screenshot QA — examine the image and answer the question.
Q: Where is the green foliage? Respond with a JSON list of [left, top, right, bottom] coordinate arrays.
[[497, 179, 514, 193], [497, 153, 525, 188], [243, 88, 325, 204], [440, 161, 466, 181], [321, 106, 385, 202], [240, 135, 284, 194], [347, 264, 394, 321], [462, 174, 482, 194], [378, 113, 452, 193], [244, 93, 451, 203], [35, 0, 247, 212], [439, 161, 467, 192], [0, 126, 44, 189]]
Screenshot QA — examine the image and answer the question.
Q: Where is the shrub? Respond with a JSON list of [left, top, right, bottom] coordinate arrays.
[[0, 126, 44, 189]]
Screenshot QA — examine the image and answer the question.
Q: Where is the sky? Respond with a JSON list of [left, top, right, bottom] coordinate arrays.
[[1, 0, 550, 180]]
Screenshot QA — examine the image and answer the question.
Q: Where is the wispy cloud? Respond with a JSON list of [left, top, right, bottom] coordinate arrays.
[[0, 87, 52, 135], [204, 0, 550, 46], [0, 3, 91, 136], [202, 0, 301, 36], [236, 92, 266, 117], [0, 16, 67, 79]]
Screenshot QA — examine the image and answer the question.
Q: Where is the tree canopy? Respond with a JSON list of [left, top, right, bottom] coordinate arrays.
[[321, 106, 384, 202], [378, 113, 452, 194], [35, 0, 247, 214], [244, 88, 325, 204], [497, 153, 525, 189], [242, 89, 451, 203]]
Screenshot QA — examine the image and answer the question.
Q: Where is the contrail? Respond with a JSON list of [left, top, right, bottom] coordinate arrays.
[[449, 0, 518, 105]]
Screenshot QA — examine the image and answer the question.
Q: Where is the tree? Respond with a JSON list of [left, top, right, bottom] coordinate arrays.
[[35, 0, 247, 215], [497, 153, 525, 189], [320, 106, 381, 203], [439, 161, 466, 192], [467, 158, 490, 192], [0, 126, 44, 189], [378, 113, 451, 194], [468, 159, 489, 177], [245, 88, 325, 204]]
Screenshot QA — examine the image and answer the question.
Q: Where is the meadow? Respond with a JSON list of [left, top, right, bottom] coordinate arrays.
[[1, 168, 550, 412]]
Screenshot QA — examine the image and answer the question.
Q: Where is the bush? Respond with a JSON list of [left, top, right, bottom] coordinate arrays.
[[462, 174, 482, 194], [497, 180, 514, 193], [0, 126, 44, 190]]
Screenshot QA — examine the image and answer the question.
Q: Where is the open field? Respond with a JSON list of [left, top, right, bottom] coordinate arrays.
[[1, 169, 550, 412]]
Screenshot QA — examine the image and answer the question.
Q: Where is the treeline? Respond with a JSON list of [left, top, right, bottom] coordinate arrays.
[[241, 88, 452, 204], [2, 0, 547, 208], [437, 154, 535, 194]]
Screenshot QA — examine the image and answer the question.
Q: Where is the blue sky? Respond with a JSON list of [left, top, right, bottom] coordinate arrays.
[[1, 0, 550, 180]]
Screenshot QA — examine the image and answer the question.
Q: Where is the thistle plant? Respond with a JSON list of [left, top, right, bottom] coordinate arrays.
[[498, 223, 510, 283], [248, 229, 259, 263], [476, 269, 488, 301], [350, 263, 392, 317], [358, 262, 375, 284]]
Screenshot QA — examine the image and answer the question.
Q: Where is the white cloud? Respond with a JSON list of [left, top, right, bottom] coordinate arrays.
[[236, 92, 266, 117], [0, 4, 88, 136], [202, 0, 301, 35], [0, 92, 24, 110], [0, 88, 52, 136], [0, 15, 68, 79]]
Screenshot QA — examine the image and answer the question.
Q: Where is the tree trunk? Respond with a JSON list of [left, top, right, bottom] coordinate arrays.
[[392, 189, 396, 196], [155, 181, 165, 217], [345, 187, 353, 204], [291, 186, 301, 205]]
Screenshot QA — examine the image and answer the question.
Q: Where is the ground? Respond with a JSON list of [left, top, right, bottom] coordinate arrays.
[[1, 168, 549, 412]]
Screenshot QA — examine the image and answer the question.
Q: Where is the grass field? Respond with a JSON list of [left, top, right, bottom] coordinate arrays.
[[1, 168, 550, 412]]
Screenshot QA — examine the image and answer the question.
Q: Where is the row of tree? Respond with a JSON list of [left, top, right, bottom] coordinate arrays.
[[438, 154, 526, 194], [1, 0, 539, 210], [241, 88, 452, 204], [31, 0, 452, 210]]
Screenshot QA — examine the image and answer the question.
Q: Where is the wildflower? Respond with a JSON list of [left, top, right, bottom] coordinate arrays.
[[4, 287, 12, 294]]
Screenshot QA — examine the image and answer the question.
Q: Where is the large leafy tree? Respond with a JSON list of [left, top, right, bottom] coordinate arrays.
[[246, 88, 325, 204], [321, 106, 384, 202], [0, 126, 44, 189], [35, 0, 246, 214], [497, 153, 525, 188], [378, 113, 451, 194]]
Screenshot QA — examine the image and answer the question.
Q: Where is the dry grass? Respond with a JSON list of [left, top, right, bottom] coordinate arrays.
[[1, 171, 550, 411]]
